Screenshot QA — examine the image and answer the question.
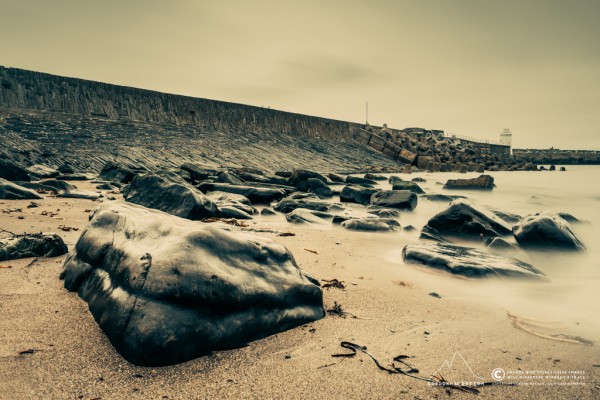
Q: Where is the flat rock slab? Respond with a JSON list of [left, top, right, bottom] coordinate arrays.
[[0, 178, 43, 200], [341, 218, 399, 232], [0, 233, 68, 261], [421, 194, 466, 202], [274, 198, 332, 214], [57, 190, 101, 200], [62, 202, 324, 366], [198, 182, 286, 204], [513, 212, 585, 251], [443, 174, 494, 190], [286, 208, 333, 224], [402, 242, 545, 279]]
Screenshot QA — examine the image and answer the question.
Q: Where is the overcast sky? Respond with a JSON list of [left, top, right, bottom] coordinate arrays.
[[2, 0, 599, 149]]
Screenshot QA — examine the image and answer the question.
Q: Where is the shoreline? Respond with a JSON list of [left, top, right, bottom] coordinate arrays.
[[1, 175, 598, 399]]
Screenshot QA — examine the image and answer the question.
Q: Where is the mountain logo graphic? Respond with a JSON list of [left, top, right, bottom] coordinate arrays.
[[431, 351, 486, 381]]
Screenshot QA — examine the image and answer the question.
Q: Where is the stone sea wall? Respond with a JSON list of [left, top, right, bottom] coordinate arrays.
[[0, 66, 362, 140]]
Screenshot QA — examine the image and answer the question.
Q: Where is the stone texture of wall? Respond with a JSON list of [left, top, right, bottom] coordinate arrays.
[[0, 66, 361, 140]]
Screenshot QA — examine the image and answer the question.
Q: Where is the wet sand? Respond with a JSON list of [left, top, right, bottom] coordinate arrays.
[[1, 179, 599, 400]]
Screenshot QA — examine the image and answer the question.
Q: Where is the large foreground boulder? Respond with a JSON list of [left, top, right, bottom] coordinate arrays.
[[62, 202, 324, 366], [513, 212, 585, 251], [443, 174, 494, 190], [423, 199, 511, 241], [0, 179, 43, 200], [402, 242, 544, 279], [124, 173, 218, 219], [1, 233, 68, 261], [370, 190, 417, 210]]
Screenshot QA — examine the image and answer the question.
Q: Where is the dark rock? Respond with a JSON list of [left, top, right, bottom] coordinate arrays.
[[443, 174, 494, 190], [559, 167, 566, 171], [388, 176, 402, 184], [326, 173, 345, 183], [218, 206, 253, 219], [513, 212, 585, 251], [236, 172, 270, 184], [180, 163, 217, 182], [96, 183, 117, 191], [0, 178, 43, 199], [364, 173, 386, 181], [260, 207, 276, 216], [99, 162, 136, 184], [557, 212, 584, 224], [286, 208, 333, 224], [486, 237, 529, 260], [57, 164, 75, 174], [62, 202, 324, 366], [56, 174, 93, 181], [345, 176, 377, 186], [549, 165, 556, 171], [392, 181, 425, 194], [18, 179, 76, 193], [341, 218, 399, 232], [275, 171, 293, 178], [197, 183, 286, 204], [488, 207, 521, 224], [206, 192, 255, 219], [306, 178, 333, 198], [57, 190, 101, 200], [288, 170, 328, 191], [274, 198, 331, 214], [26, 164, 59, 180], [0, 160, 31, 182], [402, 242, 544, 279], [124, 173, 218, 219], [403, 225, 415, 231], [419, 226, 451, 243], [411, 177, 426, 182], [0, 233, 68, 261], [421, 194, 466, 202], [424, 199, 511, 241], [232, 167, 265, 176], [367, 208, 400, 218], [370, 190, 417, 210], [216, 171, 244, 185], [340, 185, 380, 205]]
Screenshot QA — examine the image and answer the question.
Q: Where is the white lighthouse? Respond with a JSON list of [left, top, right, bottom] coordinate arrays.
[[500, 128, 512, 152]]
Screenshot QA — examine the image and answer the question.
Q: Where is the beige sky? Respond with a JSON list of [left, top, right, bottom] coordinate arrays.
[[2, 0, 599, 149]]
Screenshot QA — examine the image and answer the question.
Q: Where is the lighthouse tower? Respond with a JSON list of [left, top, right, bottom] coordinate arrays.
[[499, 128, 512, 146], [500, 128, 512, 154]]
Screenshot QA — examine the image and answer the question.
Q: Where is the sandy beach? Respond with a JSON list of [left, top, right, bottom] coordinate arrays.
[[1, 175, 598, 400]]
